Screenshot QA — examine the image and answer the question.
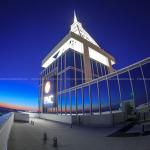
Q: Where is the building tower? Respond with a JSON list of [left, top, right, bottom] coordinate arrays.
[[40, 12, 116, 113]]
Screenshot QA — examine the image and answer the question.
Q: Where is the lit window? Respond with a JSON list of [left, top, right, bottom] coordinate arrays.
[[88, 47, 109, 67]]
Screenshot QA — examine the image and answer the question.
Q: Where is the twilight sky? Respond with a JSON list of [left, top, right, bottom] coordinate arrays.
[[0, 0, 149, 109]]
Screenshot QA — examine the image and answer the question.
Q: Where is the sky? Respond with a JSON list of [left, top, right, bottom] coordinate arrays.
[[0, 0, 149, 110]]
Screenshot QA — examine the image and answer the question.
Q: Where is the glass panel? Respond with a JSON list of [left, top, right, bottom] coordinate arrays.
[[62, 54, 65, 71], [77, 88, 82, 113], [93, 60, 98, 75], [82, 72, 85, 83], [93, 74, 98, 79], [66, 69, 75, 89], [61, 73, 65, 91], [90, 60, 94, 78], [58, 94, 61, 113], [83, 85, 90, 113], [76, 71, 82, 85], [71, 90, 76, 114], [61, 93, 65, 113], [142, 63, 150, 102], [58, 56, 61, 73], [99, 80, 110, 113], [90, 83, 99, 113], [105, 66, 109, 75], [118, 72, 133, 101], [81, 55, 84, 71], [66, 92, 70, 114], [108, 76, 120, 112], [54, 61, 56, 69], [51, 63, 54, 71], [70, 69, 75, 88], [75, 52, 81, 69], [48, 66, 50, 73], [97, 63, 102, 77], [58, 74, 61, 92], [66, 50, 74, 67], [66, 69, 70, 89], [50, 65, 52, 72], [130, 67, 147, 107], [53, 94, 57, 113], [101, 64, 106, 76], [51, 75, 57, 111]]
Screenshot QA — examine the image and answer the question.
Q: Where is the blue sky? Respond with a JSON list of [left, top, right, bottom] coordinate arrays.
[[0, 0, 149, 109]]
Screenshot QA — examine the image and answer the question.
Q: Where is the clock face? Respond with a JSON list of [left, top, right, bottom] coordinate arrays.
[[44, 81, 51, 94]]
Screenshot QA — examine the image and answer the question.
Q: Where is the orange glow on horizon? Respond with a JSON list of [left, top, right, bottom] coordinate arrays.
[[0, 102, 38, 112]]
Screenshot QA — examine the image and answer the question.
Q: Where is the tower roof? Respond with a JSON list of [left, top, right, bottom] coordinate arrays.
[[70, 11, 99, 47], [41, 11, 115, 68], [74, 10, 78, 23]]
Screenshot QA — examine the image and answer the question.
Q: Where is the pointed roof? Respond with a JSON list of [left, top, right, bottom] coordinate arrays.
[[74, 10, 78, 23], [42, 11, 117, 68], [70, 11, 99, 47]]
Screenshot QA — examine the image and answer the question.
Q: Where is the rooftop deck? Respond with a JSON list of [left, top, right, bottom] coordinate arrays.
[[8, 118, 150, 150]]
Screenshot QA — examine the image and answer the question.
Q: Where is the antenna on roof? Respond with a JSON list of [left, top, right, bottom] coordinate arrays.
[[74, 10, 78, 23]]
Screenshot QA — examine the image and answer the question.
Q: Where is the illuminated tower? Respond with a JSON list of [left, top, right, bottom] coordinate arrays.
[[40, 12, 116, 113]]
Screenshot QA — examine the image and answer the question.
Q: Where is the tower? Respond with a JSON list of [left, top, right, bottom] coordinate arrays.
[[40, 12, 116, 113]]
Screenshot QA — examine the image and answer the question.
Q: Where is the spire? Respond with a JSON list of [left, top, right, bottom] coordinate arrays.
[[71, 11, 99, 47], [74, 10, 78, 23]]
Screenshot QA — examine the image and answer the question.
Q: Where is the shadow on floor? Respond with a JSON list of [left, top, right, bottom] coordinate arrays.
[[108, 122, 150, 137]]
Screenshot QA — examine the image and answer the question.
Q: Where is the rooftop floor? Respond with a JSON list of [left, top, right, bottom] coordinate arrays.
[[8, 118, 150, 150]]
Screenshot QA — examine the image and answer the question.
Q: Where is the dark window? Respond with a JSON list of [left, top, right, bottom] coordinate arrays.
[[82, 72, 85, 83], [58, 94, 61, 113], [77, 88, 82, 113], [81, 55, 84, 71], [57, 74, 61, 92], [48, 66, 50, 73], [76, 71, 82, 85], [66, 92, 70, 114], [108, 76, 120, 111], [90, 83, 99, 113], [101, 64, 106, 76], [93, 60, 98, 75], [99, 80, 110, 113], [66, 50, 74, 67], [58, 56, 61, 73], [51, 63, 54, 71], [61, 73, 65, 91], [83, 86, 90, 113], [97, 63, 102, 77], [142, 63, 150, 102], [90, 60, 94, 78], [105, 66, 109, 75], [93, 74, 98, 79], [66, 70, 70, 89], [118, 72, 133, 101], [62, 54, 65, 71], [75, 52, 81, 69], [50, 75, 56, 102], [66, 69, 75, 89], [130, 67, 147, 107], [71, 90, 76, 114], [61, 93, 65, 113]]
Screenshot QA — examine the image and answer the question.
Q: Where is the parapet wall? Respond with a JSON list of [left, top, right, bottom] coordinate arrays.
[[39, 113, 72, 124], [38, 112, 125, 127], [72, 112, 125, 127], [14, 112, 29, 122], [0, 113, 14, 150], [27, 112, 39, 118]]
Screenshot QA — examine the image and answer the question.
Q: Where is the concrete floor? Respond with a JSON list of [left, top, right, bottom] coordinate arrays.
[[8, 118, 150, 150]]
